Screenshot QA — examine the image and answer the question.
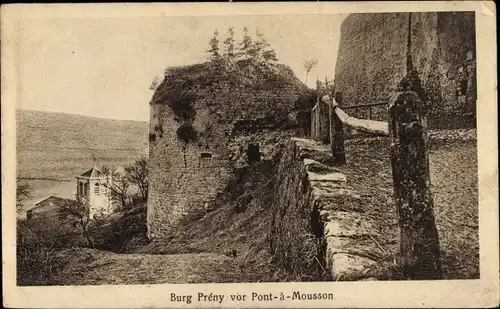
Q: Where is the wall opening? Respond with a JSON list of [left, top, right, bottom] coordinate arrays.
[[247, 144, 261, 164], [149, 133, 156, 143], [201, 152, 212, 159], [459, 79, 468, 96]]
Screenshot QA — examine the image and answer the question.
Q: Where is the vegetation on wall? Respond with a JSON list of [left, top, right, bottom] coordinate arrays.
[[150, 26, 308, 145], [176, 123, 198, 144], [151, 26, 300, 100], [206, 26, 282, 89], [157, 79, 198, 143]]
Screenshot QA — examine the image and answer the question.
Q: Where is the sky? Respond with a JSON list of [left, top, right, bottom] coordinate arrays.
[[16, 14, 347, 121]]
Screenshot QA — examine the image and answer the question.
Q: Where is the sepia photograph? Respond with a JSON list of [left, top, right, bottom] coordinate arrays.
[[2, 2, 498, 308]]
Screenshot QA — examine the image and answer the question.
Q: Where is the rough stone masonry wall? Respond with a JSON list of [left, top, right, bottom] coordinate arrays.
[[334, 12, 476, 127], [270, 138, 391, 281], [147, 103, 234, 238], [148, 66, 306, 238]]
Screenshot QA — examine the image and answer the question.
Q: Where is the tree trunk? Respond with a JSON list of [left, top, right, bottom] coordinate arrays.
[[81, 220, 94, 248], [331, 91, 346, 165]]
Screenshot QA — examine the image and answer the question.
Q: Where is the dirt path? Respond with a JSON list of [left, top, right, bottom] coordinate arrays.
[[429, 139, 479, 279], [341, 134, 479, 279], [51, 248, 246, 285]]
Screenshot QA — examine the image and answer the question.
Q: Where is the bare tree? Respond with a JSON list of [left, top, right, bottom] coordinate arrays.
[[125, 157, 148, 201], [101, 165, 130, 210], [303, 59, 319, 85], [16, 178, 31, 213], [59, 199, 95, 247], [149, 75, 161, 91]]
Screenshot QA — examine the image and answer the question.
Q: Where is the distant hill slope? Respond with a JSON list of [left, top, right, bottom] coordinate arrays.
[[16, 109, 149, 180], [16, 109, 148, 151]]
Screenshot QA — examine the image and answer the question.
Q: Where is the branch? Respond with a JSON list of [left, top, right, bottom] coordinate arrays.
[[322, 95, 389, 136]]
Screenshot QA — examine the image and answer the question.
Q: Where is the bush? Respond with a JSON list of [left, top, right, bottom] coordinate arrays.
[[170, 99, 196, 123], [16, 220, 68, 285], [92, 204, 148, 253], [176, 124, 198, 143]]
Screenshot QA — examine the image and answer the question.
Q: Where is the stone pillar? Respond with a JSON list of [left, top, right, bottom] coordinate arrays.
[[388, 87, 442, 280]]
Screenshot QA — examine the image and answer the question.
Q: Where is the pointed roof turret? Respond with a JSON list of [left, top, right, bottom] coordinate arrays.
[[78, 166, 104, 178]]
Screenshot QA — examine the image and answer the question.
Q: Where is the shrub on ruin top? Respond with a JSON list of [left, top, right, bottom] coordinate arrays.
[[176, 123, 198, 143]]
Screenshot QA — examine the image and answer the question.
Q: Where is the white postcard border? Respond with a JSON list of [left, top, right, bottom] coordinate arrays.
[[2, 2, 498, 308]]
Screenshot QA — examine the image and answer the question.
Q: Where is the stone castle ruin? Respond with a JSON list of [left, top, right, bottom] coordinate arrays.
[[334, 12, 476, 128], [147, 60, 310, 238], [148, 12, 477, 242]]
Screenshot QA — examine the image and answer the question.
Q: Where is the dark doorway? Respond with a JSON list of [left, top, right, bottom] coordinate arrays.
[[460, 79, 468, 96], [247, 144, 261, 164]]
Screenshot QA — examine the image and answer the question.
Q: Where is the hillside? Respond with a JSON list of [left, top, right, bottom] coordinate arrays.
[[16, 109, 149, 180], [17, 109, 148, 152]]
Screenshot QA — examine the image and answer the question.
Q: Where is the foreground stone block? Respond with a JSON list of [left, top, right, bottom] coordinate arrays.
[[328, 252, 378, 281]]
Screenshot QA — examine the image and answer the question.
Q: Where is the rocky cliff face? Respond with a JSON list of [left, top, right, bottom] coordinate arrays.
[[334, 12, 476, 128], [147, 61, 310, 238]]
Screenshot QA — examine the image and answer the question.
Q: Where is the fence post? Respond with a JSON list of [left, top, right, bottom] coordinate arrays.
[[317, 104, 321, 141], [388, 88, 442, 280], [310, 104, 316, 140], [330, 91, 346, 165], [320, 100, 331, 144], [311, 79, 322, 141]]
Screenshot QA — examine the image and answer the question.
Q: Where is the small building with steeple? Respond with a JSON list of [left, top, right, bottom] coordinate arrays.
[[76, 165, 114, 217]]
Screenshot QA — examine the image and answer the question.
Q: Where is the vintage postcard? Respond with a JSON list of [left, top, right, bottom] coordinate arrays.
[[2, 1, 498, 308]]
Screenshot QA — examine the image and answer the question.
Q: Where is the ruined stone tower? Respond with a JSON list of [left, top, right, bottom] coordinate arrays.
[[334, 12, 476, 128], [147, 61, 308, 238]]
